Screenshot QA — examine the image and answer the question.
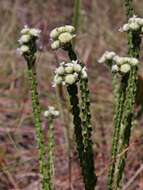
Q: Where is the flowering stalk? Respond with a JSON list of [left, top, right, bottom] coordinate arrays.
[[64, 45, 97, 189], [44, 107, 59, 190], [63, 40, 97, 189], [98, 51, 139, 190], [17, 26, 48, 189], [50, 26, 97, 189], [80, 77, 97, 189], [107, 75, 128, 190], [67, 84, 84, 170], [115, 2, 142, 188]]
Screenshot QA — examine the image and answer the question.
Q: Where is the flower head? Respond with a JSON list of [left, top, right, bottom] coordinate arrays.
[[53, 60, 88, 87], [44, 106, 59, 119], [99, 51, 139, 75], [50, 25, 76, 50], [18, 26, 41, 56], [120, 15, 143, 32]]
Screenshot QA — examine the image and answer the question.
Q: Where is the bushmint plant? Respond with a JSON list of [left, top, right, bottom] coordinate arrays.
[[17, 26, 48, 190], [44, 107, 59, 190], [50, 25, 97, 189], [115, 1, 143, 189]]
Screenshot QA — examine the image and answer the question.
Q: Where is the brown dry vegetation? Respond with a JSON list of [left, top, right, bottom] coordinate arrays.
[[0, 0, 143, 190]]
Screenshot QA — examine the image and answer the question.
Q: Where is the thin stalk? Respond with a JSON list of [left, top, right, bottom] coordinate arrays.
[[54, 53, 73, 189], [55, 85, 73, 189], [66, 43, 97, 189], [47, 118, 55, 190], [27, 59, 47, 190], [114, 1, 142, 189], [115, 68, 138, 189], [72, 0, 81, 34], [107, 75, 128, 190], [67, 84, 84, 175], [124, 0, 134, 19], [80, 78, 97, 189]]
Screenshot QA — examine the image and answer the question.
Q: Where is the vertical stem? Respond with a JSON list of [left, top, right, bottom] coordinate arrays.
[[80, 78, 97, 189], [67, 44, 97, 189], [73, 0, 81, 39], [107, 75, 128, 190], [124, 0, 134, 19], [55, 85, 73, 189], [47, 118, 55, 190], [114, 1, 142, 189], [67, 84, 84, 174], [116, 68, 138, 189], [27, 60, 47, 190]]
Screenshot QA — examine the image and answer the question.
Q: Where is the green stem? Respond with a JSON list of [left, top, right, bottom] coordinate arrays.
[[115, 68, 138, 189], [107, 75, 128, 190], [72, 0, 81, 41], [67, 84, 84, 173], [73, 0, 81, 32], [47, 118, 54, 190], [114, 1, 142, 189], [80, 78, 97, 189], [124, 0, 134, 19], [27, 58, 47, 190]]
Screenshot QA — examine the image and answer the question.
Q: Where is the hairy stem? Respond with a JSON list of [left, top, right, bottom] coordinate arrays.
[[72, 0, 81, 44], [124, 0, 134, 19], [27, 58, 47, 190], [107, 75, 128, 190], [67, 84, 84, 174], [80, 78, 97, 189], [115, 1, 142, 189], [47, 118, 55, 190]]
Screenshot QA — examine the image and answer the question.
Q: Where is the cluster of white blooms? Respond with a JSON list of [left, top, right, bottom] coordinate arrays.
[[17, 25, 41, 55], [120, 15, 143, 32], [44, 106, 59, 119], [99, 51, 139, 74], [112, 56, 139, 74], [53, 60, 87, 86], [50, 25, 76, 50]]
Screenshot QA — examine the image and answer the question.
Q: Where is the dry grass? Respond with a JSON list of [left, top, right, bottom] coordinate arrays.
[[0, 0, 143, 189]]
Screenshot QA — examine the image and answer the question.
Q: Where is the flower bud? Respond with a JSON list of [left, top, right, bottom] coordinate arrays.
[[73, 63, 82, 72], [111, 64, 119, 73], [129, 22, 139, 30], [56, 66, 65, 75], [50, 28, 59, 39], [20, 45, 29, 54], [122, 24, 130, 32], [21, 25, 30, 34], [120, 64, 131, 74], [65, 65, 74, 74], [58, 32, 75, 44], [54, 75, 63, 85], [51, 40, 60, 50], [81, 68, 88, 79], [65, 74, 76, 85], [130, 58, 139, 66], [19, 34, 31, 44], [65, 25, 75, 33], [29, 28, 41, 37]]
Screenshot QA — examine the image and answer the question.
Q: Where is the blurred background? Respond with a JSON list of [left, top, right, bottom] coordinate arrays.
[[0, 0, 143, 189]]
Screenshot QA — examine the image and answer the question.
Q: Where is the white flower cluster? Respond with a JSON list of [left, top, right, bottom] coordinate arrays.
[[44, 106, 59, 119], [120, 15, 143, 32], [17, 25, 41, 55], [50, 25, 76, 50], [53, 60, 87, 86], [99, 51, 139, 74]]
